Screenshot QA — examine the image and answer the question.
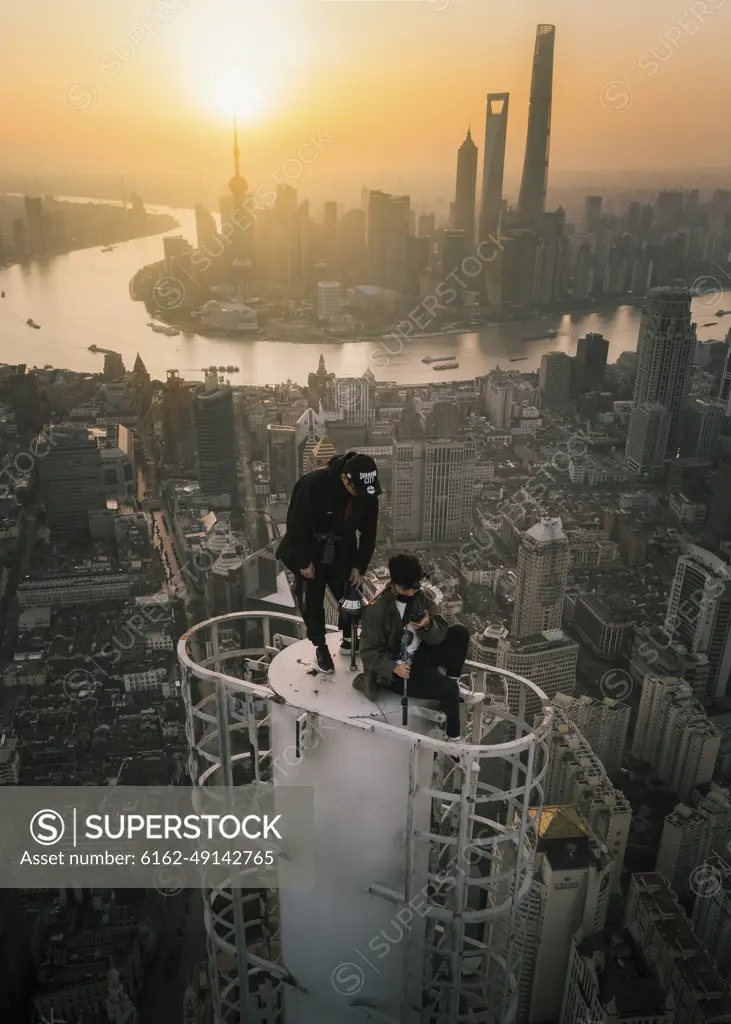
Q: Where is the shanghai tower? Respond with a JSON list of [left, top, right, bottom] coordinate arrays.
[[518, 24, 556, 224]]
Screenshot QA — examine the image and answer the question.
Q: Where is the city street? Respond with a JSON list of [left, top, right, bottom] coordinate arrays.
[[138, 888, 207, 1024], [152, 507, 188, 601]]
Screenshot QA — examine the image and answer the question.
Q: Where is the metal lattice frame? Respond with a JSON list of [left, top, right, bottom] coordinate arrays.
[[178, 612, 552, 1024]]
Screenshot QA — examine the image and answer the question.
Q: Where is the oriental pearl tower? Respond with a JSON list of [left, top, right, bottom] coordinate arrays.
[[228, 115, 255, 292]]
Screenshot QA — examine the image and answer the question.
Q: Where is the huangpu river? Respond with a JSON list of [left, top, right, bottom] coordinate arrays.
[[1, 199, 729, 386]]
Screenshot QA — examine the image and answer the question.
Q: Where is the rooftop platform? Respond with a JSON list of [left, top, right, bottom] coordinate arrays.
[[268, 633, 409, 722]]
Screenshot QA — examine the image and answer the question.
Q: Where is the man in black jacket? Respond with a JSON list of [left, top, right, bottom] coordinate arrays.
[[276, 451, 381, 673]]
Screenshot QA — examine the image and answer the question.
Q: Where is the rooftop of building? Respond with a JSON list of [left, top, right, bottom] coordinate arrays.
[[629, 872, 731, 1016], [503, 629, 577, 653], [680, 544, 731, 579], [530, 804, 586, 839], [578, 929, 669, 1015], [524, 517, 566, 545]]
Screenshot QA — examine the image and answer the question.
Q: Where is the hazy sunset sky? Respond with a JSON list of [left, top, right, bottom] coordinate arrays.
[[3, 0, 730, 201]]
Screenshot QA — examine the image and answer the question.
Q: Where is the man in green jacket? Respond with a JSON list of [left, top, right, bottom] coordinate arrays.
[[360, 553, 479, 741]]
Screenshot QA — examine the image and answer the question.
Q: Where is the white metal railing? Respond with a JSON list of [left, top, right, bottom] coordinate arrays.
[[178, 610, 552, 1024]]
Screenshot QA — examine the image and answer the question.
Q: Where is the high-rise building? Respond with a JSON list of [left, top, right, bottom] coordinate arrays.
[[37, 426, 106, 541], [195, 203, 218, 251], [624, 402, 671, 478], [7, 365, 43, 435], [392, 438, 475, 544], [512, 518, 570, 637], [480, 93, 509, 240], [719, 343, 731, 410], [533, 234, 571, 305], [657, 791, 731, 902], [161, 370, 195, 467], [267, 424, 298, 500], [692, 852, 731, 982], [24, 195, 45, 254], [631, 623, 711, 707], [417, 211, 435, 239], [438, 229, 466, 303], [666, 546, 731, 704], [632, 675, 720, 798], [453, 128, 478, 249], [298, 198, 313, 294], [316, 280, 342, 321], [192, 373, 239, 505], [654, 190, 685, 226], [339, 208, 366, 278], [471, 622, 509, 665], [329, 374, 375, 426], [367, 190, 410, 289], [697, 786, 731, 861], [497, 631, 578, 713], [708, 438, 731, 539], [582, 195, 602, 235], [12, 217, 26, 257], [323, 201, 338, 241], [544, 700, 631, 893], [562, 929, 673, 1024], [551, 691, 630, 775], [656, 803, 714, 896], [163, 234, 192, 277], [625, 873, 731, 1022], [518, 25, 556, 224], [572, 333, 608, 397], [302, 434, 336, 474], [625, 286, 696, 476], [484, 375, 514, 428], [406, 234, 430, 294], [501, 805, 613, 1023], [538, 351, 572, 407], [266, 184, 306, 294], [0, 731, 19, 785], [681, 396, 724, 463]]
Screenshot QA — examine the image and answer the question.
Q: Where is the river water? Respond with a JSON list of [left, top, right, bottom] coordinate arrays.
[[1, 200, 729, 386]]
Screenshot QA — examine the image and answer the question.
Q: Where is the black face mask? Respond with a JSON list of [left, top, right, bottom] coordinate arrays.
[[391, 582, 421, 596]]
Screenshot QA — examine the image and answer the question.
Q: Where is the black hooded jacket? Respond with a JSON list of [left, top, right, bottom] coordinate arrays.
[[275, 452, 379, 575]]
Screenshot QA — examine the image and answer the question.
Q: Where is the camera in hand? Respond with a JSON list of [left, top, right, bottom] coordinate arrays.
[[315, 531, 341, 566]]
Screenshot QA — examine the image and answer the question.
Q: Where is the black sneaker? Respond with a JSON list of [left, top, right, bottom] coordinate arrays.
[[315, 645, 335, 674], [340, 635, 359, 654]]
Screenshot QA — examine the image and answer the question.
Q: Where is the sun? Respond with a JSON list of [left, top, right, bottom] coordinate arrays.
[[205, 69, 271, 126]]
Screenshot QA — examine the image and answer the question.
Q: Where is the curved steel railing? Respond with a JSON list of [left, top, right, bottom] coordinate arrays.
[[178, 610, 552, 1024]]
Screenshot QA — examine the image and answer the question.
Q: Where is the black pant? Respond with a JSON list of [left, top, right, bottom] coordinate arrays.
[[387, 624, 469, 738], [295, 566, 351, 647]]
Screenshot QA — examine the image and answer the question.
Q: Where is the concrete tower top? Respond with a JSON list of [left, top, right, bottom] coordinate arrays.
[[268, 634, 406, 721]]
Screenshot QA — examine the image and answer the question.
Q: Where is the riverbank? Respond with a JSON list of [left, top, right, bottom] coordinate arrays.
[[143, 295, 649, 347], [2, 197, 729, 386], [0, 195, 178, 270]]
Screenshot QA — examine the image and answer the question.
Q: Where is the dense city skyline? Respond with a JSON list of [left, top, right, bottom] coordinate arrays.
[[3, 4, 731, 1024], [3, 0, 731, 192]]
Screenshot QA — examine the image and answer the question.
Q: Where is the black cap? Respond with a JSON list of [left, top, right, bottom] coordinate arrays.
[[344, 453, 381, 498], [388, 553, 423, 589]]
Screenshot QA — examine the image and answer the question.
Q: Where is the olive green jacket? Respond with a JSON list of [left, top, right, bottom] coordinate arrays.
[[359, 584, 449, 686]]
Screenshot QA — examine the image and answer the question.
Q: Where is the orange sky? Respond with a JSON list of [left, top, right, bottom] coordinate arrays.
[[3, 0, 731, 201]]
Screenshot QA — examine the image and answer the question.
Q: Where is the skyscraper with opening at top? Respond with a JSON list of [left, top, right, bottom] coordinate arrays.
[[480, 93, 509, 240]]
